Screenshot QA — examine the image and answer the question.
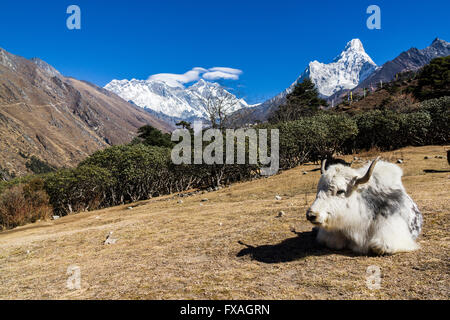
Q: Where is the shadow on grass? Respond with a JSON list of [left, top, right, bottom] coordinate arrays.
[[236, 229, 356, 263], [423, 169, 450, 173]]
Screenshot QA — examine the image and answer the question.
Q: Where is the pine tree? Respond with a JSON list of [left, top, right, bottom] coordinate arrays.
[[269, 79, 327, 122], [414, 56, 450, 100], [136, 125, 173, 148]]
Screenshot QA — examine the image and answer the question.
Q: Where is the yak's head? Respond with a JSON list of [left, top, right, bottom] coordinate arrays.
[[306, 157, 380, 229]]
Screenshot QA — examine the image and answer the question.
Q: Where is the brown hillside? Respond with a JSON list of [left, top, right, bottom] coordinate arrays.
[[334, 78, 421, 113], [0, 48, 172, 176]]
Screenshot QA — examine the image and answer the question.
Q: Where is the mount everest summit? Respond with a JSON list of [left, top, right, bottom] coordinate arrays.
[[105, 78, 250, 122]]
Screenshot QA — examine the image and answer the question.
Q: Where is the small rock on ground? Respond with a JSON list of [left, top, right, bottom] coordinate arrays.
[[104, 232, 118, 245]]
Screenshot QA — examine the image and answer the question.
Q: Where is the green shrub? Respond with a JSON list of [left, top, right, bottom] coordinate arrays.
[[418, 96, 450, 144], [266, 112, 358, 168], [414, 56, 450, 100], [398, 112, 432, 146], [348, 109, 434, 151], [25, 156, 56, 174], [81, 144, 171, 200], [45, 165, 114, 215]]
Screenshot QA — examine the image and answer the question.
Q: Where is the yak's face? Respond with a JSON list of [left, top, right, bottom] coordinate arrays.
[[306, 165, 357, 228], [306, 158, 380, 229]]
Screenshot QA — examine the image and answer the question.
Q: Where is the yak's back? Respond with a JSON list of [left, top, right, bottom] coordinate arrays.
[[358, 160, 404, 191]]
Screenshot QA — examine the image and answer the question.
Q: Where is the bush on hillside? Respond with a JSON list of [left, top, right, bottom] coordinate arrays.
[[25, 156, 56, 174], [418, 96, 450, 144], [414, 56, 450, 100], [266, 112, 358, 168], [349, 109, 433, 151], [0, 178, 52, 230], [45, 165, 113, 215]]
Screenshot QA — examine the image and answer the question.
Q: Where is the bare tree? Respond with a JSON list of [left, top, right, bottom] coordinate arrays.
[[202, 85, 243, 130]]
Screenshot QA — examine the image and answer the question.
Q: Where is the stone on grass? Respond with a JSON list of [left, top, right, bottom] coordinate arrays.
[[104, 231, 118, 245]]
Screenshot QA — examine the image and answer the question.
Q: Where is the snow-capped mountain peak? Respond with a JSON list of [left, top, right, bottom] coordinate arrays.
[[241, 39, 378, 122], [342, 38, 365, 53], [295, 38, 377, 97], [104, 78, 249, 122]]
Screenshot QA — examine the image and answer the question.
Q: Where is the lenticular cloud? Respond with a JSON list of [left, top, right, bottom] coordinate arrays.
[[148, 70, 202, 87], [148, 66, 243, 87], [202, 71, 240, 80]]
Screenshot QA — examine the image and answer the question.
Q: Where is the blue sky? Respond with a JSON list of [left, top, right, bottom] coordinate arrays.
[[0, 0, 449, 103]]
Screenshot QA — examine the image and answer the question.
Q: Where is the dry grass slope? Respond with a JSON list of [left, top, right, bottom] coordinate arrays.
[[0, 145, 448, 299]]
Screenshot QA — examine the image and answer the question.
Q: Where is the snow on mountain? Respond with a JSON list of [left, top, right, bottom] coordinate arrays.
[[236, 39, 377, 123], [104, 78, 249, 121], [292, 39, 377, 97]]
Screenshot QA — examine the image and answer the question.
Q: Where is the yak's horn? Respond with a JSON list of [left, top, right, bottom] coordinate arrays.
[[321, 159, 327, 175], [353, 157, 380, 189]]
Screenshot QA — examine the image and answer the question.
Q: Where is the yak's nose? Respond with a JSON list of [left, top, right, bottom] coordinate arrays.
[[306, 209, 317, 222]]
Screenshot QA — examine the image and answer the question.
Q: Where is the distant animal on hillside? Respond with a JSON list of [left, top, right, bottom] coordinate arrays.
[[306, 157, 423, 255]]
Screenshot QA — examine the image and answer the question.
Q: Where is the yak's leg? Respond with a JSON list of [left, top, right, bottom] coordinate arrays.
[[316, 228, 347, 250]]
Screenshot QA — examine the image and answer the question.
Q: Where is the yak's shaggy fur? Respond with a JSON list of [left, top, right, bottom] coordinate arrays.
[[307, 159, 423, 255]]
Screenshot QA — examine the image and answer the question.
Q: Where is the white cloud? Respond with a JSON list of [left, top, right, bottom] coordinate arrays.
[[148, 69, 202, 88], [202, 71, 240, 81], [208, 67, 243, 75], [192, 67, 209, 73], [148, 66, 243, 87]]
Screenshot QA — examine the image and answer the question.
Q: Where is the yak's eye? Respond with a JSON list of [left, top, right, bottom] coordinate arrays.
[[337, 190, 346, 196]]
